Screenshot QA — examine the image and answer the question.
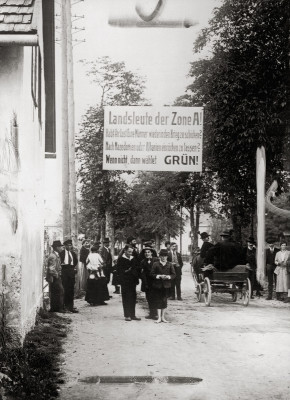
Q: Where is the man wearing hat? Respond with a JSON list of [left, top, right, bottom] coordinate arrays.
[[204, 231, 244, 273], [60, 239, 79, 313], [100, 238, 115, 290], [265, 238, 279, 300], [168, 242, 183, 300], [46, 240, 65, 313], [243, 236, 263, 298], [199, 232, 214, 260]]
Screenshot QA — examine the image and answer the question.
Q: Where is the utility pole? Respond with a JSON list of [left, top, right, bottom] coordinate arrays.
[[256, 147, 266, 285], [60, 0, 79, 245], [66, 0, 78, 247], [61, 0, 71, 240], [180, 206, 183, 254]]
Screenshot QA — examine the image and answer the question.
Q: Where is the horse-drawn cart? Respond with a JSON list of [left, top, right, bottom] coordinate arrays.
[[192, 265, 251, 307]]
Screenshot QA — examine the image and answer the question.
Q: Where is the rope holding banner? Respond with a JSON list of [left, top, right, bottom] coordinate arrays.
[[135, 0, 164, 22]]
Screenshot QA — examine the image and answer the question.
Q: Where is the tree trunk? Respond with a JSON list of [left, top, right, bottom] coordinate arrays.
[[100, 218, 106, 243], [231, 213, 242, 243], [155, 233, 160, 252], [194, 206, 200, 246], [105, 208, 115, 253], [189, 205, 196, 250]]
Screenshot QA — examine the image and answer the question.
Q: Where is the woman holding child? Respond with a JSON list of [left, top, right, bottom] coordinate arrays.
[[85, 243, 110, 306]]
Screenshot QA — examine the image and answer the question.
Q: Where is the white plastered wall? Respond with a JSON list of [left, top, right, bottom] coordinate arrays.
[[0, 1, 46, 340]]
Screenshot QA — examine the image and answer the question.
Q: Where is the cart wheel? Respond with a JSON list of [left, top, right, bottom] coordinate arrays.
[[195, 283, 202, 302], [242, 278, 251, 306], [203, 277, 211, 306], [192, 272, 201, 299]]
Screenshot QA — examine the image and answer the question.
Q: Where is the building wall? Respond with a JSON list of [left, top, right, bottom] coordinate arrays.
[[0, 42, 45, 341]]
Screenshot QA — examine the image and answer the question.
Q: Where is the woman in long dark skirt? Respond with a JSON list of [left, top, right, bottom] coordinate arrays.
[[150, 249, 176, 323], [85, 245, 110, 306], [140, 246, 158, 319]]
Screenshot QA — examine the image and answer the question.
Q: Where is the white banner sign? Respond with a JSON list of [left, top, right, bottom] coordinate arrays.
[[103, 106, 203, 172]]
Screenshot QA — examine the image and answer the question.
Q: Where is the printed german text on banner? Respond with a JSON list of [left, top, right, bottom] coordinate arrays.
[[103, 106, 203, 172]]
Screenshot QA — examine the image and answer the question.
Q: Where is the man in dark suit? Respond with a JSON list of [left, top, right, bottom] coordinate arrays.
[[265, 238, 279, 300], [59, 239, 79, 313], [167, 242, 183, 300], [205, 231, 244, 271], [100, 237, 113, 285]]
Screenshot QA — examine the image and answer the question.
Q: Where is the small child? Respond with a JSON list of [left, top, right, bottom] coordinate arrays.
[[86, 246, 105, 279]]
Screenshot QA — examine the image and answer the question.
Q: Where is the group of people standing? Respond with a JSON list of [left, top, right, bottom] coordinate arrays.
[[46, 231, 290, 318], [266, 240, 290, 302], [46, 239, 79, 314], [80, 238, 119, 306], [193, 231, 290, 302], [115, 237, 183, 323], [46, 236, 184, 322]]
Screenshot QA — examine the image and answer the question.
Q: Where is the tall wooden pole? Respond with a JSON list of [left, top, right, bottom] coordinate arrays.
[[61, 0, 71, 240], [256, 146, 266, 285], [66, 0, 78, 247], [180, 206, 183, 254]]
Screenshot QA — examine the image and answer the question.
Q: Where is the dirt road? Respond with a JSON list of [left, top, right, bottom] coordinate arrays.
[[60, 263, 290, 400]]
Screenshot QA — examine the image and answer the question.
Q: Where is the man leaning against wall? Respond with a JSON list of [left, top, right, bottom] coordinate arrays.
[[46, 240, 65, 313]]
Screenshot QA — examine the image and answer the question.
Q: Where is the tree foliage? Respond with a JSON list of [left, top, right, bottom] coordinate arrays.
[[80, 56, 147, 106], [116, 172, 183, 241], [76, 57, 147, 239], [179, 0, 289, 237]]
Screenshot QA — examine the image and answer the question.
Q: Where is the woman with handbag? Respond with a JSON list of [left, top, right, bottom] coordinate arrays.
[[150, 249, 176, 323], [274, 242, 290, 301]]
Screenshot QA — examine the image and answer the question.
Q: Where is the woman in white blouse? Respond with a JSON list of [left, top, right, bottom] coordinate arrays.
[[274, 242, 290, 301]]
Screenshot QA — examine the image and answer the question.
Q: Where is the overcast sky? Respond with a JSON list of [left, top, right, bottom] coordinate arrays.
[[46, 0, 220, 222], [70, 0, 219, 124]]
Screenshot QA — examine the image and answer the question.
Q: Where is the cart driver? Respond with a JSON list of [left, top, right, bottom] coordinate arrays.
[[202, 231, 245, 276]]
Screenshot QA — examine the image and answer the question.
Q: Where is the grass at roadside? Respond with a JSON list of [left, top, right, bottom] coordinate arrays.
[[0, 309, 71, 400]]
